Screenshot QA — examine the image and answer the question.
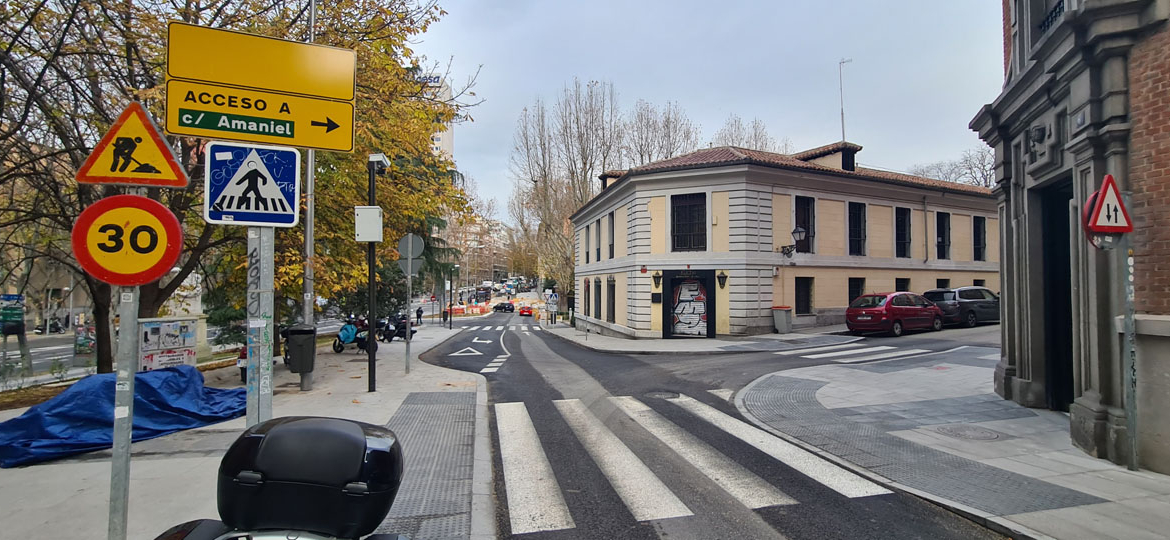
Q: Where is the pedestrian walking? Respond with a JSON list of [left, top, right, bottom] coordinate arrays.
[[415, 306, 423, 326]]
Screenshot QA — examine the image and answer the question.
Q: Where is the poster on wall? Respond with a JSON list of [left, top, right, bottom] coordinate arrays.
[[671, 279, 708, 336], [142, 348, 198, 371], [139, 318, 198, 371]]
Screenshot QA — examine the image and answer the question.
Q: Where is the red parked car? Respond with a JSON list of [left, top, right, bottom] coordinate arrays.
[[518, 305, 534, 317], [845, 292, 944, 336]]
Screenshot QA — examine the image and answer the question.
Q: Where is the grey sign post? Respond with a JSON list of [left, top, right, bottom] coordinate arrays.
[[245, 227, 275, 426], [398, 233, 424, 375], [107, 287, 140, 540]]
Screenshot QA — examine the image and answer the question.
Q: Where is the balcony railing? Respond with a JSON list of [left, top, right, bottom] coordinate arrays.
[[1037, 0, 1065, 35]]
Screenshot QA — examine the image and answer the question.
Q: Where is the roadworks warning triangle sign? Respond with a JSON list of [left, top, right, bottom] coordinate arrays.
[[1087, 174, 1133, 233], [75, 102, 189, 187]]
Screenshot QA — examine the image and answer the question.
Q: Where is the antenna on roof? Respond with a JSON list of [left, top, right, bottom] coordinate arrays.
[[839, 58, 853, 142]]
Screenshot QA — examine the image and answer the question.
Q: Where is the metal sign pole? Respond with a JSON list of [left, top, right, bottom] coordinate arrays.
[[302, 0, 317, 326], [405, 258, 412, 375], [246, 227, 274, 425], [1123, 237, 1139, 470], [107, 286, 139, 540]]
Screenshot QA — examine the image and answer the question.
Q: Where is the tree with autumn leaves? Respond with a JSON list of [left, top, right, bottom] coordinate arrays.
[[0, 0, 473, 373]]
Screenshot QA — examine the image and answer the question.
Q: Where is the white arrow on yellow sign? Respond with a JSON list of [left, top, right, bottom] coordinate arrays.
[[165, 80, 354, 152]]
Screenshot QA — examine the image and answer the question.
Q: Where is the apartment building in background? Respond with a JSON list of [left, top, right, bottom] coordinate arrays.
[[418, 72, 454, 162], [570, 142, 999, 339]]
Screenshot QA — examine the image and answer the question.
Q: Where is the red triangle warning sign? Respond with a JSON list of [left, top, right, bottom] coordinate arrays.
[[75, 102, 189, 187], [1086, 174, 1133, 234]]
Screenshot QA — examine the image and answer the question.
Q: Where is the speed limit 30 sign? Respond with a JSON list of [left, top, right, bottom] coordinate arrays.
[[71, 195, 183, 286]]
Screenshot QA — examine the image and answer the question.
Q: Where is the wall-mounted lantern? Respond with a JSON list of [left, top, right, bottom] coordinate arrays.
[[717, 270, 728, 289], [779, 226, 808, 257], [652, 271, 662, 289]]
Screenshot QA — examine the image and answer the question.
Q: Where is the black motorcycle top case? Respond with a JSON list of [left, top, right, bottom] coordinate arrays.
[[217, 416, 404, 539]]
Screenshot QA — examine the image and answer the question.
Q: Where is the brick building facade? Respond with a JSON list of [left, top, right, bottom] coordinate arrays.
[[971, 0, 1170, 472]]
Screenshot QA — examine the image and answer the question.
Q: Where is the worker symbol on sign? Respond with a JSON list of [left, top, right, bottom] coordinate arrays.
[[110, 135, 163, 174], [204, 142, 301, 227]]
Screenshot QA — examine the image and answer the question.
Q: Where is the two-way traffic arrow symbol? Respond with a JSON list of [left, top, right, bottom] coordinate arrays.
[[311, 117, 341, 133]]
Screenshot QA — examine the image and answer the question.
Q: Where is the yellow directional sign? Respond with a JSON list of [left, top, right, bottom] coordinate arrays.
[[165, 22, 356, 152], [165, 80, 354, 152]]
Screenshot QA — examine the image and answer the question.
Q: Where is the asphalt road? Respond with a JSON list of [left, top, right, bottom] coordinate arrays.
[[421, 313, 1005, 540]]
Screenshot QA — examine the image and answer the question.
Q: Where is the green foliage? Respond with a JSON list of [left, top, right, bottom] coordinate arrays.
[[325, 263, 409, 320]]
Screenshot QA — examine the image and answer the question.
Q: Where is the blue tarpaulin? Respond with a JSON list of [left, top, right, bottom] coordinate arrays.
[[0, 365, 245, 468]]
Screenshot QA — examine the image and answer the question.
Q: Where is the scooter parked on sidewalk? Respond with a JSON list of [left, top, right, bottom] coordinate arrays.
[[153, 416, 408, 540], [33, 316, 65, 334], [332, 317, 372, 353]]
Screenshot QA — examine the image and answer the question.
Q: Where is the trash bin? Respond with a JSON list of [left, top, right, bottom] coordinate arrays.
[[286, 324, 317, 374], [772, 306, 793, 333]]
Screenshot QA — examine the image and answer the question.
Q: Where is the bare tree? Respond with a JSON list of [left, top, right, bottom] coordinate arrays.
[[908, 145, 995, 187], [711, 114, 748, 147], [624, 100, 660, 166], [658, 101, 702, 159], [555, 78, 622, 208]]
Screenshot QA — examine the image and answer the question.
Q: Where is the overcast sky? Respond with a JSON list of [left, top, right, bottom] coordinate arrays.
[[415, 1, 1004, 216]]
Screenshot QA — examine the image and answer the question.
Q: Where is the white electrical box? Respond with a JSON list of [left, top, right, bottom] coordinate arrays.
[[354, 206, 383, 242]]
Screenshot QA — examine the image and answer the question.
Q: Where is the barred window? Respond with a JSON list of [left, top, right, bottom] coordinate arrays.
[[671, 193, 706, 252]]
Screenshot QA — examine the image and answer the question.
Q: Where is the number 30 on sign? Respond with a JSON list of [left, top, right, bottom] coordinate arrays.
[[72, 195, 183, 286]]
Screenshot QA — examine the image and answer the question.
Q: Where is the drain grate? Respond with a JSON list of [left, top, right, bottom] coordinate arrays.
[[645, 391, 680, 399], [934, 424, 1003, 441]]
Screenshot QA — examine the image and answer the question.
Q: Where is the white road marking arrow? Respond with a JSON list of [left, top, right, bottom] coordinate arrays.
[[472, 336, 493, 344], [449, 347, 483, 356]]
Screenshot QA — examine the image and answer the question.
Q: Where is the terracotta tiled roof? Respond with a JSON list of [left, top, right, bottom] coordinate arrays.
[[625, 145, 992, 196], [790, 141, 863, 161]]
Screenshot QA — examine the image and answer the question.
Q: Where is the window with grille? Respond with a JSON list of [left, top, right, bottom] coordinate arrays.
[[895, 278, 911, 292], [595, 219, 602, 261], [973, 216, 987, 261], [936, 212, 951, 260], [974, 279, 986, 287], [795, 196, 816, 253], [848, 278, 865, 303], [795, 277, 814, 315], [671, 193, 706, 252], [848, 202, 866, 256], [937, 278, 950, 289], [584, 226, 590, 264], [606, 276, 616, 323], [895, 207, 912, 258], [608, 212, 615, 259], [593, 278, 602, 318]]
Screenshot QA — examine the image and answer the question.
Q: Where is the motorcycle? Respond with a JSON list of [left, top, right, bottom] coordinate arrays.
[[153, 416, 407, 540], [332, 317, 372, 353], [379, 314, 416, 343], [33, 316, 65, 335]]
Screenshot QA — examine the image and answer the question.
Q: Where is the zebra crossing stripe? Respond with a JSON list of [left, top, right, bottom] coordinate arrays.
[[520, 325, 528, 331], [496, 325, 505, 331], [480, 367, 499, 373], [708, 389, 735, 401], [775, 343, 865, 356], [487, 361, 505, 367], [610, 397, 796, 509], [804, 346, 894, 359], [531, 326, 542, 331], [833, 349, 929, 363], [668, 395, 890, 498], [553, 399, 693, 521], [495, 403, 576, 534], [467, 326, 480, 331]]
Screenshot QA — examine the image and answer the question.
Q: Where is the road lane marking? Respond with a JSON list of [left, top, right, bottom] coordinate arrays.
[[708, 389, 735, 401], [610, 396, 796, 508], [804, 346, 894, 359], [480, 367, 499, 373], [496, 325, 504, 331], [775, 343, 865, 356], [519, 325, 528, 331], [554, 399, 693, 521], [472, 336, 493, 344], [668, 395, 891, 498], [449, 347, 482, 356], [531, 326, 542, 331], [833, 349, 929, 363], [496, 402, 576, 534], [487, 361, 505, 367], [466, 326, 480, 331]]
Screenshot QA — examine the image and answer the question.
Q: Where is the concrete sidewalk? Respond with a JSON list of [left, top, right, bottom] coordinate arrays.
[[0, 324, 493, 540], [543, 322, 858, 354], [735, 344, 1170, 540]]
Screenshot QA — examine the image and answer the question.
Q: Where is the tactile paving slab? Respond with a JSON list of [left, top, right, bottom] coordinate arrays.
[[376, 392, 476, 539], [741, 375, 1106, 515]]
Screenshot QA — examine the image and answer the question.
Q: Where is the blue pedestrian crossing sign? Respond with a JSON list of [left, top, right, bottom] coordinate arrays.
[[204, 141, 300, 227]]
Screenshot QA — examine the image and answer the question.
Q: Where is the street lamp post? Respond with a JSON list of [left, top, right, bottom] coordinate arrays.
[[366, 153, 390, 393]]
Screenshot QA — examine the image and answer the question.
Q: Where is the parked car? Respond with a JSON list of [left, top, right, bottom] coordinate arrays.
[[846, 292, 944, 336], [518, 305, 533, 317], [923, 286, 1000, 328], [493, 302, 515, 313]]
